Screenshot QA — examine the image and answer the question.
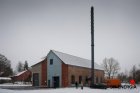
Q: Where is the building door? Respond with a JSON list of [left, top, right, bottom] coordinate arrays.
[[33, 73, 39, 86], [48, 80, 50, 87], [53, 76, 59, 88]]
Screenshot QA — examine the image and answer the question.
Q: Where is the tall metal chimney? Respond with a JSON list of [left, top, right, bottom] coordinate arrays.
[[91, 6, 94, 85]]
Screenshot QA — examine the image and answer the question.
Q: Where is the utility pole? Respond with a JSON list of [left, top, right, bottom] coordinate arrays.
[[91, 6, 94, 85]]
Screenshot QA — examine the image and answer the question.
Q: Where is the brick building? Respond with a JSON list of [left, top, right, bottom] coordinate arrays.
[[11, 70, 31, 82], [31, 50, 104, 87], [30, 60, 47, 86]]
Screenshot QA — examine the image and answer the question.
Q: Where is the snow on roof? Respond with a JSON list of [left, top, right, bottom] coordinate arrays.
[[51, 50, 104, 70], [15, 70, 27, 76], [31, 57, 47, 67], [0, 77, 11, 80]]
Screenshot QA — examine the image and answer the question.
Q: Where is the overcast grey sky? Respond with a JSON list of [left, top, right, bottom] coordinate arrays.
[[0, 0, 140, 72]]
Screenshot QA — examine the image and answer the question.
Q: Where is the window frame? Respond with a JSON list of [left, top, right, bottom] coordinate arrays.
[[71, 75, 75, 84], [79, 76, 82, 84], [50, 59, 53, 65]]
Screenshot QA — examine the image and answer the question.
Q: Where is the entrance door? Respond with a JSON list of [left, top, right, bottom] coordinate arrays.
[[48, 80, 50, 88], [53, 76, 60, 88], [33, 73, 39, 86]]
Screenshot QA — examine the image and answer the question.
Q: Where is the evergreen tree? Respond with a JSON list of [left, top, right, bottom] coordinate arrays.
[[17, 61, 24, 72], [0, 54, 13, 76], [24, 60, 28, 70]]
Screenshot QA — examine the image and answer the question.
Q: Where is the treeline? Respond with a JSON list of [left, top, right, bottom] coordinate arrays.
[[118, 65, 140, 84], [0, 53, 29, 77], [102, 57, 140, 84], [16, 60, 29, 73], [0, 54, 13, 77]]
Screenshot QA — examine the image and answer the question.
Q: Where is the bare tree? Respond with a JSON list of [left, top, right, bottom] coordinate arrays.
[[118, 72, 125, 82], [117, 72, 129, 82], [135, 69, 140, 83], [118, 65, 140, 83], [102, 57, 120, 79], [130, 65, 137, 80]]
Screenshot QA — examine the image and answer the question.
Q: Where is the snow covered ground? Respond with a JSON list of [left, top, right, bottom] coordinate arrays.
[[0, 86, 140, 93], [0, 83, 32, 87], [0, 88, 139, 93]]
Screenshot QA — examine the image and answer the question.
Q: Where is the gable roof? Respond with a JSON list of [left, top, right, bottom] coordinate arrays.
[[14, 70, 27, 76], [51, 50, 103, 70]]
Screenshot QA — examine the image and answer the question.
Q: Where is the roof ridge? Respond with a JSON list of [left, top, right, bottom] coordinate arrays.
[[51, 50, 91, 61], [51, 50, 103, 70]]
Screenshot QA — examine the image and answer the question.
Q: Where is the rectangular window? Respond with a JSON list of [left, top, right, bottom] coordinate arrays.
[[71, 75, 75, 84], [79, 76, 82, 84], [50, 59, 53, 65], [85, 76, 88, 84], [100, 77, 103, 83], [96, 77, 98, 84], [48, 80, 50, 87]]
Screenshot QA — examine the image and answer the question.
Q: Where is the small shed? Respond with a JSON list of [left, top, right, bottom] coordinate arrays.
[[11, 70, 31, 83]]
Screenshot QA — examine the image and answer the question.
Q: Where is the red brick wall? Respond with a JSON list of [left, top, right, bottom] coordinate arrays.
[[41, 59, 47, 86], [12, 70, 31, 81], [68, 65, 104, 86], [62, 63, 68, 87]]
